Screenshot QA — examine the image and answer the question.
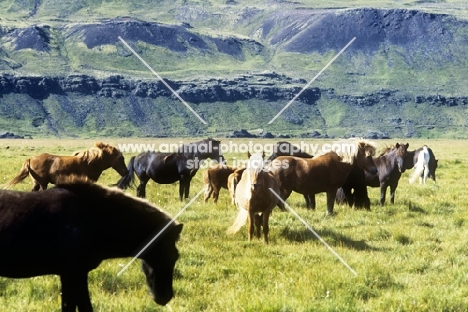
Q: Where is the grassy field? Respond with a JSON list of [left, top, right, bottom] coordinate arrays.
[[0, 137, 467, 311]]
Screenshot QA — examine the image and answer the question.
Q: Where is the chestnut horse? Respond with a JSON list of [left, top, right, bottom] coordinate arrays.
[[228, 153, 279, 243], [0, 182, 183, 311], [4, 142, 128, 191], [267, 138, 377, 215], [203, 164, 236, 203]]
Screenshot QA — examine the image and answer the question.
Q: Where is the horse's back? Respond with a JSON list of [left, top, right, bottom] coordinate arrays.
[[134, 152, 188, 184]]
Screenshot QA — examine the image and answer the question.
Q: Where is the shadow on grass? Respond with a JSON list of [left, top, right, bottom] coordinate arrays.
[[281, 226, 383, 251]]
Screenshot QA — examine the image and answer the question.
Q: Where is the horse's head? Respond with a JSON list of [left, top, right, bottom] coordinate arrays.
[[141, 223, 183, 306], [394, 143, 409, 173], [353, 139, 378, 175], [96, 142, 129, 177], [206, 138, 225, 164]]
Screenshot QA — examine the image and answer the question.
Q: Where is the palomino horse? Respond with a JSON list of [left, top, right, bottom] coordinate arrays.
[[365, 143, 409, 206], [267, 138, 377, 215], [406, 145, 438, 184], [117, 138, 224, 199], [228, 153, 280, 243], [203, 164, 236, 203], [5, 142, 128, 191], [0, 182, 183, 311]]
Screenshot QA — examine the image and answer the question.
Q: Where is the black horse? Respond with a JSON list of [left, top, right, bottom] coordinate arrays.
[[117, 138, 224, 199], [267, 141, 314, 209], [336, 165, 371, 210], [365, 143, 409, 206], [0, 182, 183, 312]]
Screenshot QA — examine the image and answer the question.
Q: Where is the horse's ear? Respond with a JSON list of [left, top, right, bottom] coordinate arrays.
[[247, 152, 252, 158], [395, 143, 400, 148], [405, 143, 409, 149], [262, 151, 265, 159], [174, 223, 183, 240], [95, 142, 105, 149]]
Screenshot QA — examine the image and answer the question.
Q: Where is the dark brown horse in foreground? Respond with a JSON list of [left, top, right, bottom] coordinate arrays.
[[0, 182, 183, 311], [267, 138, 377, 215], [228, 153, 279, 243], [4, 142, 128, 191]]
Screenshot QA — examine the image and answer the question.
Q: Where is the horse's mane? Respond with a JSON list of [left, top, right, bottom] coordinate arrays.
[[54, 181, 172, 220], [378, 144, 407, 157], [316, 138, 376, 164], [73, 142, 117, 164]]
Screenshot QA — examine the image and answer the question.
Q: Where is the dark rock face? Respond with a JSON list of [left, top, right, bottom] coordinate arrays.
[[0, 73, 321, 104]]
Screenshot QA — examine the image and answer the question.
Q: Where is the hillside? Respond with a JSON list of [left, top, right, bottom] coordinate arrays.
[[1, 1, 468, 138]]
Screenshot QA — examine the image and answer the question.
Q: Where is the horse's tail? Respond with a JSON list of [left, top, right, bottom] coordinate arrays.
[[409, 146, 428, 184], [4, 159, 31, 188], [227, 208, 248, 234], [116, 156, 136, 189]]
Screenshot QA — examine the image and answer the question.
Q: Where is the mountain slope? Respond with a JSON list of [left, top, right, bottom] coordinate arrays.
[[1, 2, 468, 138]]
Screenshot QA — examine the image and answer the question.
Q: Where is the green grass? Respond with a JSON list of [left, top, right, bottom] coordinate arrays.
[[0, 138, 467, 311]]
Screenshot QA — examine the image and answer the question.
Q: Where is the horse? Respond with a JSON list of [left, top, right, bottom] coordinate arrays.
[[266, 138, 377, 215], [335, 165, 371, 210], [4, 142, 128, 191], [117, 138, 224, 199], [0, 181, 183, 311], [267, 141, 314, 162], [203, 164, 236, 203], [227, 153, 279, 243], [406, 145, 438, 184], [227, 167, 246, 206], [267, 141, 314, 209], [365, 143, 409, 206]]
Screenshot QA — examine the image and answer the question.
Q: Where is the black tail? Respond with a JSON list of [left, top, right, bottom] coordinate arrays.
[[116, 156, 136, 189]]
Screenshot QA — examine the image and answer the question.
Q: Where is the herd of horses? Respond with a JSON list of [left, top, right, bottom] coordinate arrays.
[[0, 138, 438, 311]]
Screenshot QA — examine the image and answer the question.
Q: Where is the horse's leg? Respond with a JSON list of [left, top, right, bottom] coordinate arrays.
[[31, 181, 41, 191], [60, 272, 93, 312], [307, 194, 316, 210], [326, 190, 336, 215], [212, 186, 220, 204], [379, 183, 388, 206], [204, 183, 213, 202], [136, 179, 148, 198], [276, 188, 291, 211], [254, 214, 262, 239], [178, 174, 192, 201], [262, 210, 271, 244], [389, 183, 398, 204], [247, 211, 255, 241]]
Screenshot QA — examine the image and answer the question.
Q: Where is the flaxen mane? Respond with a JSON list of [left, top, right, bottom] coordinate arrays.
[[316, 138, 376, 165]]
